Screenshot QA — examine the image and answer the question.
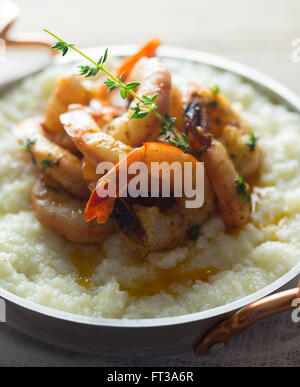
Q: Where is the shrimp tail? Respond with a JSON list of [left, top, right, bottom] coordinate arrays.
[[116, 37, 161, 79], [84, 142, 199, 224], [84, 147, 144, 223], [98, 38, 162, 97], [84, 188, 115, 223]]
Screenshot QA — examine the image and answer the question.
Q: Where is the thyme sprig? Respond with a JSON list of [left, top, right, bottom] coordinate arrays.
[[44, 29, 191, 153]]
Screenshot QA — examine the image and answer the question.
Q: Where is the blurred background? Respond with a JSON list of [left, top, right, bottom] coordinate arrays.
[[1, 0, 300, 92]]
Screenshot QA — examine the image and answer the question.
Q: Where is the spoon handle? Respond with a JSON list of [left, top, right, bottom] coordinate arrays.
[[0, 0, 54, 53]]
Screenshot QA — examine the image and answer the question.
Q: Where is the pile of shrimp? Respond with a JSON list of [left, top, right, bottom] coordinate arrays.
[[14, 39, 261, 253]]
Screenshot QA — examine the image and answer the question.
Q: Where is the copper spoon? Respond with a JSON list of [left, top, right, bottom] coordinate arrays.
[[0, 0, 57, 91], [0, 0, 54, 52]]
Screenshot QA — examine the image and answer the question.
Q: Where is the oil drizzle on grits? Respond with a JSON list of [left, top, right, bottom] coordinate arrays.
[[248, 168, 291, 231], [70, 248, 106, 289], [69, 170, 264, 294], [119, 266, 220, 298], [70, 249, 219, 296]]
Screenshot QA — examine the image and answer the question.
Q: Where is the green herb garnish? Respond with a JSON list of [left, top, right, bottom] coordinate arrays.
[[213, 85, 220, 94], [20, 138, 36, 151], [209, 100, 218, 108], [187, 225, 200, 240], [195, 146, 208, 158], [159, 115, 191, 152], [20, 138, 37, 164], [235, 177, 251, 202], [44, 29, 191, 154], [41, 159, 53, 171], [51, 41, 74, 57], [247, 131, 257, 152]]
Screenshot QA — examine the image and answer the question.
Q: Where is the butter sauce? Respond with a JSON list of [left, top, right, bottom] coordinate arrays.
[[71, 248, 219, 296]]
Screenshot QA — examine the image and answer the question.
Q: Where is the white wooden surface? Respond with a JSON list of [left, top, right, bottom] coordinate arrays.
[[10, 0, 300, 93]]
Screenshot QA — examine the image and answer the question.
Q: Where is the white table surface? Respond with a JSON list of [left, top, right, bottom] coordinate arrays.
[[10, 0, 300, 94], [1, 0, 300, 367]]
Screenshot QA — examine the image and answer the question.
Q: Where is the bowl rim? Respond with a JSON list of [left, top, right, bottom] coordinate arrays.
[[1, 44, 300, 328]]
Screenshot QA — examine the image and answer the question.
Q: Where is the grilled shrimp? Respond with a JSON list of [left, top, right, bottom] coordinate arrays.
[[31, 176, 116, 243], [67, 99, 122, 130], [202, 140, 251, 227], [108, 57, 171, 147], [183, 89, 251, 228], [221, 125, 261, 178], [183, 83, 261, 178], [42, 75, 90, 153], [84, 141, 215, 251], [169, 85, 183, 131], [96, 37, 161, 98], [14, 117, 89, 200], [60, 109, 133, 166], [43, 75, 90, 134], [113, 177, 215, 252], [82, 158, 99, 192], [84, 142, 202, 223]]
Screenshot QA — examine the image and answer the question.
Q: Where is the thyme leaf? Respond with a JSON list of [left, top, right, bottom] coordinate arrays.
[[41, 159, 53, 171], [235, 177, 251, 202], [130, 103, 149, 119], [247, 131, 257, 152], [20, 138, 37, 164], [213, 85, 220, 94], [209, 100, 218, 107], [51, 41, 73, 56], [187, 225, 200, 240]]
